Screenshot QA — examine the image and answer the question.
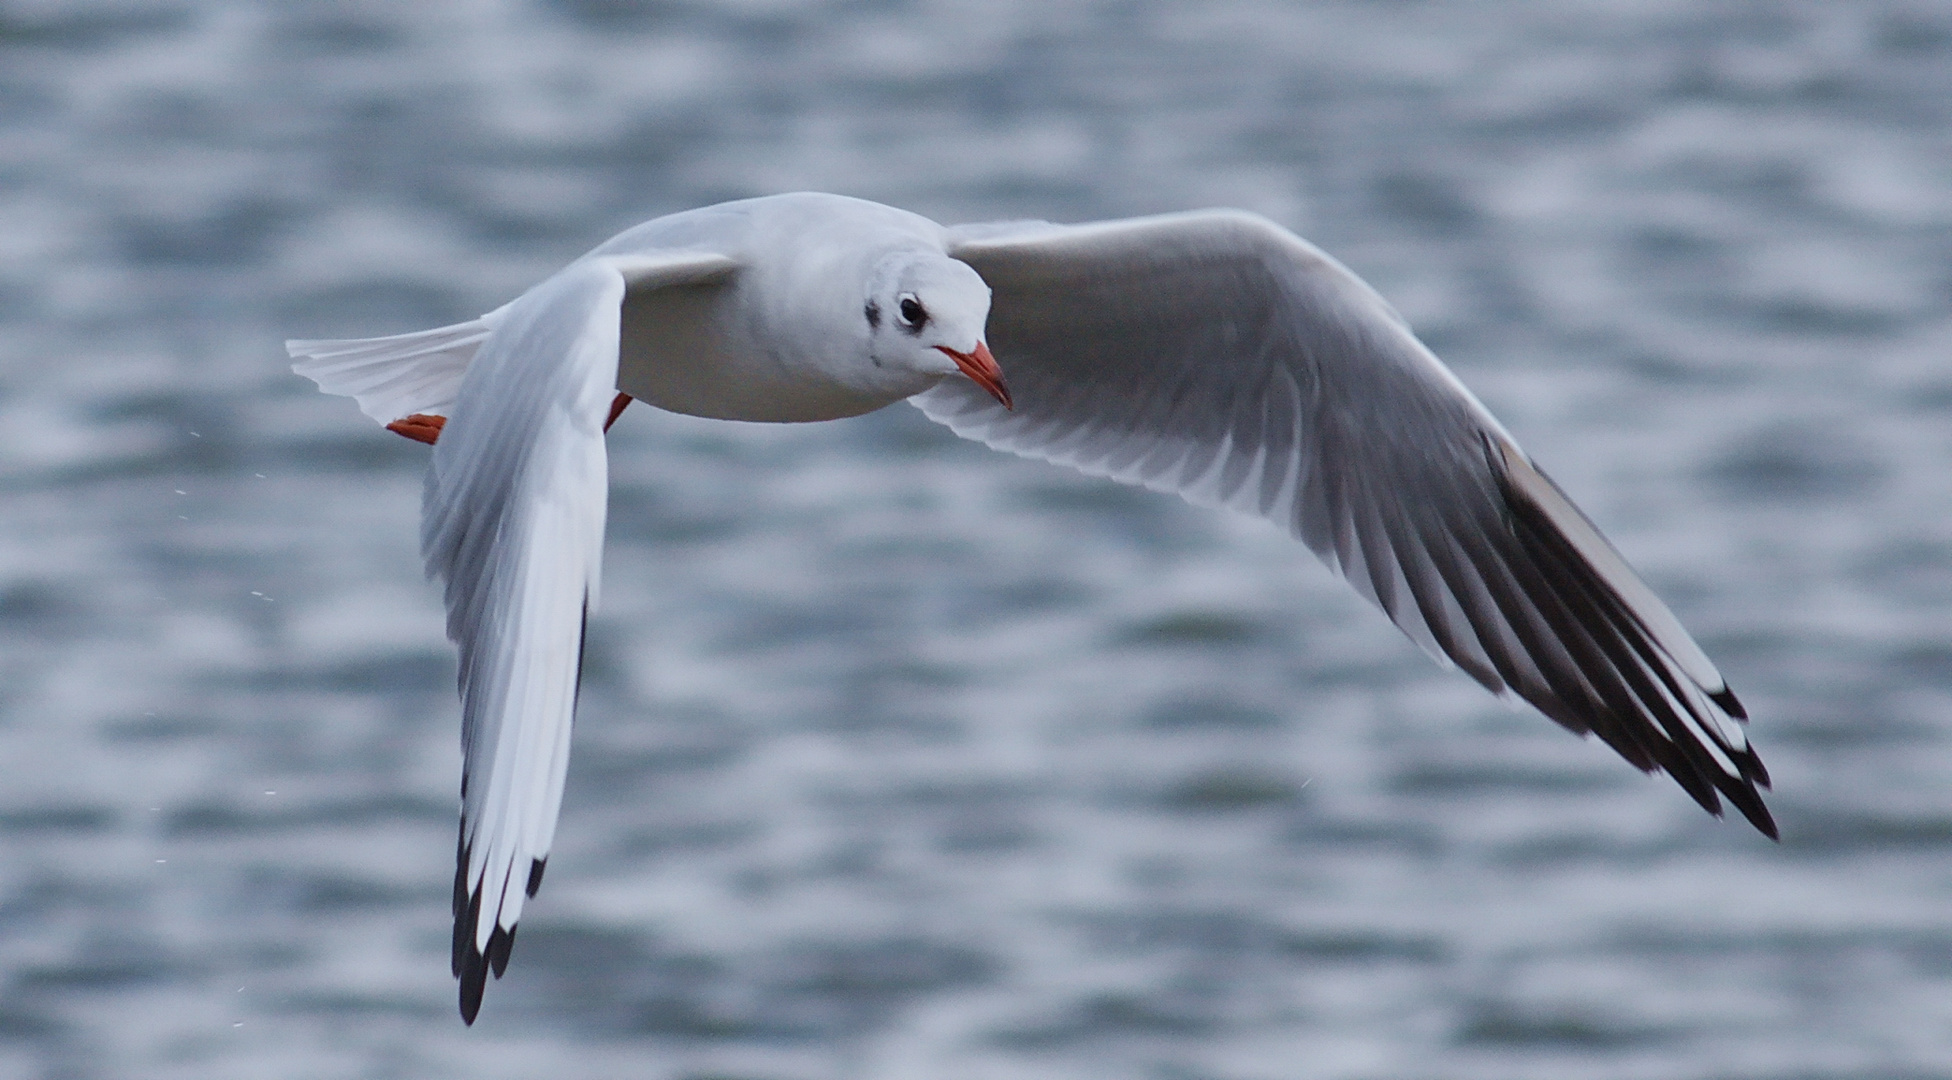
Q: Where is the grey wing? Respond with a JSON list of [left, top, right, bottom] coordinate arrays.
[[925, 210, 1774, 837], [422, 251, 737, 1023]]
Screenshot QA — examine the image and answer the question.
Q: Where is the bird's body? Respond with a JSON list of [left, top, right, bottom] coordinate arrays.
[[602, 194, 962, 420], [288, 192, 1773, 1024]]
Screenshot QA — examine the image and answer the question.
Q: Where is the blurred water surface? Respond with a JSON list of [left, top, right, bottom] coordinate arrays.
[[2, 1, 1951, 1077]]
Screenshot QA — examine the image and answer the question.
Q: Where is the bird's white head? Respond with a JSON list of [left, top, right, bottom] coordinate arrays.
[[863, 250, 1011, 408]]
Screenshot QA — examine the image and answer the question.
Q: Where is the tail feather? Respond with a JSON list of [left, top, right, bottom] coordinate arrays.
[[288, 316, 495, 425]]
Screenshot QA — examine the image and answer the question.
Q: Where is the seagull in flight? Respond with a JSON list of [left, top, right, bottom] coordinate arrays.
[[288, 192, 1774, 1023]]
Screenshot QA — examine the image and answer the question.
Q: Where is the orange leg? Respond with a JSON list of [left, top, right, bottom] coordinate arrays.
[[386, 394, 629, 447], [605, 392, 632, 432], [386, 414, 446, 445]]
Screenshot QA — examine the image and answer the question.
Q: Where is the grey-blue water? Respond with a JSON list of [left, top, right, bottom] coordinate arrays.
[[2, 2, 1949, 1077]]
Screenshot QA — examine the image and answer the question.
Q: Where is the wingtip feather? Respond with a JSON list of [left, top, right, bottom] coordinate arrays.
[[1485, 435, 1775, 839], [458, 943, 488, 1024], [1711, 685, 1748, 721]]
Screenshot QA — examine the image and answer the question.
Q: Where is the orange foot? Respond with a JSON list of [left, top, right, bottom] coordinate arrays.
[[386, 396, 630, 446], [386, 414, 446, 444]]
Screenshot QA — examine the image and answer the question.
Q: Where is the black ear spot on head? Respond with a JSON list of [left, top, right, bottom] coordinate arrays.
[[864, 300, 881, 328]]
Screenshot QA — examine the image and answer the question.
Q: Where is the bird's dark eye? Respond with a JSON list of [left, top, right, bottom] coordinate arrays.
[[897, 294, 927, 328]]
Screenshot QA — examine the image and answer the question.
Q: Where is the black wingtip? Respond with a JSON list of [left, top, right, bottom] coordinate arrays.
[[453, 835, 530, 1021], [1724, 780, 1781, 841], [1753, 810, 1782, 843], [459, 940, 487, 1024], [453, 866, 479, 979], [455, 910, 519, 1022], [1487, 445, 1777, 841], [487, 922, 517, 978], [452, 828, 491, 1021]]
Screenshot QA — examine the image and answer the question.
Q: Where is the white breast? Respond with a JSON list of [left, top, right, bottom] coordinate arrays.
[[616, 276, 904, 423]]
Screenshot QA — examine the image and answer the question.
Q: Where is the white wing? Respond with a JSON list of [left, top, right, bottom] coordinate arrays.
[[925, 210, 1774, 836], [422, 250, 737, 1023]]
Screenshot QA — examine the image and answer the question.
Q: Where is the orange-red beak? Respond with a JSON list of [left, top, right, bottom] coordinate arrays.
[[935, 342, 1012, 410]]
